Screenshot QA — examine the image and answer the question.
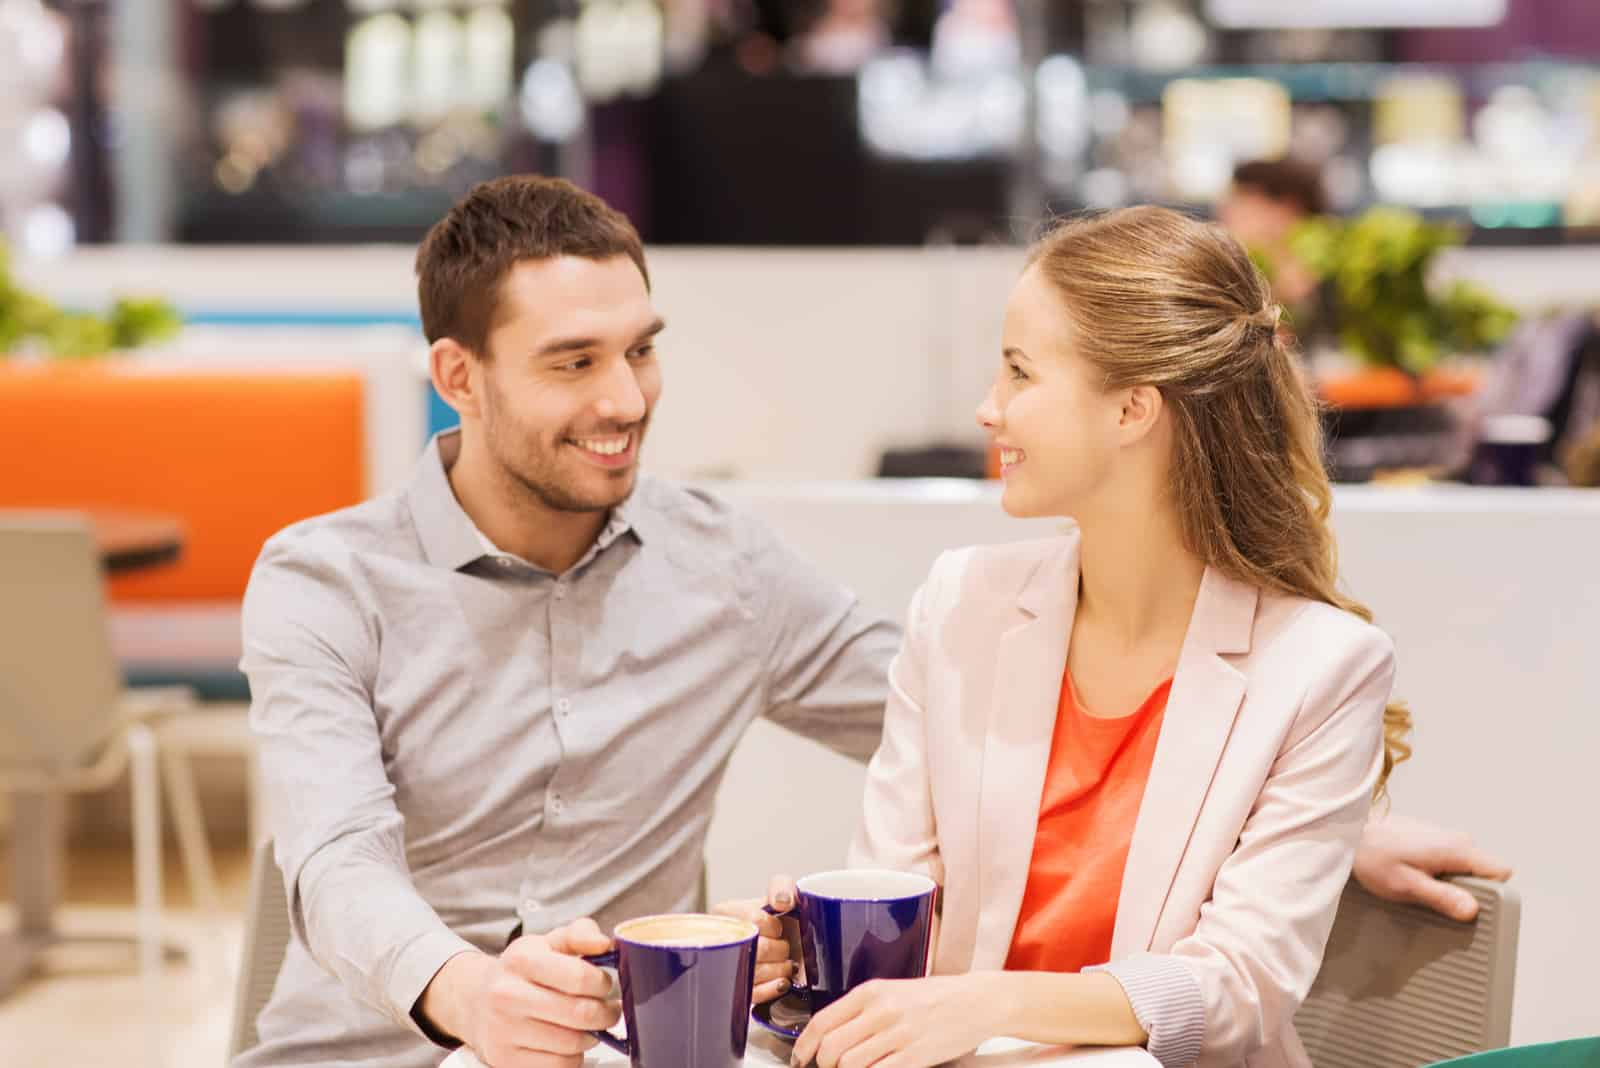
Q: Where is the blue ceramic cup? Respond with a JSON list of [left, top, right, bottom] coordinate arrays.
[[768, 869, 937, 1013], [583, 913, 759, 1068]]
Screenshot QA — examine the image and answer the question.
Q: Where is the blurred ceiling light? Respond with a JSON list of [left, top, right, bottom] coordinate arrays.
[[22, 201, 74, 257], [858, 50, 1022, 160], [0, 0, 65, 100], [1129, 1, 1207, 72], [464, 8, 515, 111], [23, 108, 70, 169], [1162, 77, 1291, 199], [575, 0, 664, 102], [413, 11, 464, 121], [520, 58, 584, 142], [251, 0, 312, 12], [345, 14, 411, 131], [1207, 0, 1505, 28], [1036, 55, 1088, 161]]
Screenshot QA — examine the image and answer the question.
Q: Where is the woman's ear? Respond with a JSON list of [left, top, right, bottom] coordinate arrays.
[[1118, 384, 1164, 443]]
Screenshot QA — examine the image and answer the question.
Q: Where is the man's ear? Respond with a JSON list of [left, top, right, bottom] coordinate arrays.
[[430, 338, 481, 420]]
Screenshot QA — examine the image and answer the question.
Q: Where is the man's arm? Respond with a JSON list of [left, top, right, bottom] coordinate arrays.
[[752, 527, 901, 763], [241, 539, 477, 1036], [244, 539, 622, 1061], [1354, 815, 1512, 922]]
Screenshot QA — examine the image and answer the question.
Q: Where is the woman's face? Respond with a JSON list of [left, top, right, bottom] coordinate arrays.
[[976, 266, 1131, 520]]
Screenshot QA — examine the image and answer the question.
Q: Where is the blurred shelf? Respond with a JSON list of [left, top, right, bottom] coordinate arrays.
[[1084, 59, 1600, 103]]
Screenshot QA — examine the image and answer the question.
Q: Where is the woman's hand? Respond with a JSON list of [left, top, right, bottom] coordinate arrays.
[[790, 974, 999, 1068], [712, 874, 800, 1004]]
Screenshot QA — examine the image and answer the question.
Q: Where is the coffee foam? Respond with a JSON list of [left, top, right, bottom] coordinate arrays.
[[616, 914, 757, 948]]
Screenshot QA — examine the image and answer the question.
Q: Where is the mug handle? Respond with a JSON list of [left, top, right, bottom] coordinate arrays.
[[761, 904, 810, 998], [581, 950, 629, 1056]]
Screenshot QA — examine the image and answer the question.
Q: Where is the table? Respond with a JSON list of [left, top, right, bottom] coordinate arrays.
[[89, 510, 184, 574], [444, 1032, 1158, 1068], [1, 510, 187, 1002]]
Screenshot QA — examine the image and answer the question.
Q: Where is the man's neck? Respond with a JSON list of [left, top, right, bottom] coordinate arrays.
[[442, 432, 608, 574]]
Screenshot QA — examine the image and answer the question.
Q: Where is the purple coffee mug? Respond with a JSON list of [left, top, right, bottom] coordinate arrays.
[[583, 913, 758, 1068], [766, 869, 937, 1013]]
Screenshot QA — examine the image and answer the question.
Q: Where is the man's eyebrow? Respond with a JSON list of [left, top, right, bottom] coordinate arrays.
[[535, 318, 666, 359]]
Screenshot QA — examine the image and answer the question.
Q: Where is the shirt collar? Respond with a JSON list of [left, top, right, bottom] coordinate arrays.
[[407, 428, 647, 573]]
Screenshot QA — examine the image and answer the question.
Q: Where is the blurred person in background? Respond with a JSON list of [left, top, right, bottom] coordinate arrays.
[[1217, 158, 1329, 313]]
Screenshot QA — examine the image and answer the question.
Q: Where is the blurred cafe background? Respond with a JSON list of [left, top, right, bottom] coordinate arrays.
[[2, 0, 1600, 1065]]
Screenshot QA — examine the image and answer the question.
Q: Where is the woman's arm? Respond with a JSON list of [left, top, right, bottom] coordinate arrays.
[[1087, 625, 1396, 1067], [847, 557, 948, 886]]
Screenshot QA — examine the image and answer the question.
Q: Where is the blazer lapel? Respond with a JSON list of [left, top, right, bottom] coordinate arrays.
[[1111, 567, 1257, 958], [969, 536, 1079, 971]]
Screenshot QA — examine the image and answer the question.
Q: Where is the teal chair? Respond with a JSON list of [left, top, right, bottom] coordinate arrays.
[[1429, 1038, 1600, 1067]]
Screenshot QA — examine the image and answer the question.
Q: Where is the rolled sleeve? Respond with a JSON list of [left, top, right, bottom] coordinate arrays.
[[1090, 954, 1205, 1068]]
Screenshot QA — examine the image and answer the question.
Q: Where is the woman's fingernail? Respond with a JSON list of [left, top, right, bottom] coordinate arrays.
[[775, 892, 793, 909]]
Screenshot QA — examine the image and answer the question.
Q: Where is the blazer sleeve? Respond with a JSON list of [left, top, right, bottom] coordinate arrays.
[[1093, 623, 1395, 1068], [847, 556, 947, 889]]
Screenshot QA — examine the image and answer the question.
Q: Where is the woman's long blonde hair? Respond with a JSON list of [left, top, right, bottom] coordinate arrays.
[[1029, 206, 1411, 796]]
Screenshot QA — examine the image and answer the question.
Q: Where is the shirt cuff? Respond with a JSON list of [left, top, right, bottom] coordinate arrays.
[[388, 928, 479, 1046], [1087, 954, 1205, 1068]]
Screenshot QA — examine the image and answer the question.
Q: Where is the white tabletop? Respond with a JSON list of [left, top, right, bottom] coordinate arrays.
[[443, 1031, 1158, 1067]]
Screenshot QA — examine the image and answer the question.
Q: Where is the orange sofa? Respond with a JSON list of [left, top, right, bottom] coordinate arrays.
[[0, 362, 366, 698]]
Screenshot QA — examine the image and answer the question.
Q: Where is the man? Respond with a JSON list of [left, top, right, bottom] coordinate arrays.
[[238, 175, 1506, 1068], [1216, 157, 1329, 310]]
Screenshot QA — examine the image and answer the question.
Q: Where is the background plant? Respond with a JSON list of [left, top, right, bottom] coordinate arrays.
[[0, 242, 182, 358], [1288, 207, 1517, 375]]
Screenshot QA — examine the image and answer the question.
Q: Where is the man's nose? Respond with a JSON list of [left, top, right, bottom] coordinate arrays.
[[594, 359, 648, 425]]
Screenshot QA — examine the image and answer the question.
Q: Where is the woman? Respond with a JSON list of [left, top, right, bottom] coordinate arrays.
[[786, 207, 1410, 1068]]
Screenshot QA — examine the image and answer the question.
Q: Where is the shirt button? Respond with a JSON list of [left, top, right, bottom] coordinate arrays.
[[556, 698, 571, 714], [553, 584, 567, 600], [551, 796, 565, 814]]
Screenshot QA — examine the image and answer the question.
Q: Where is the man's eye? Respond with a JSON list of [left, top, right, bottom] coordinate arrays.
[[1007, 361, 1028, 381], [629, 345, 655, 360], [563, 357, 592, 371]]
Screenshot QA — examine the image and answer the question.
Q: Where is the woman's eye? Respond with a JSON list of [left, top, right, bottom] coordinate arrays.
[[564, 357, 592, 371], [630, 345, 655, 360], [1007, 361, 1028, 382]]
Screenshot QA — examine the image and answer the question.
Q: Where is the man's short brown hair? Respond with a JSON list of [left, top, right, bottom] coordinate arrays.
[[415, 174, 649, 356], [1231, 158, 1329, 217]]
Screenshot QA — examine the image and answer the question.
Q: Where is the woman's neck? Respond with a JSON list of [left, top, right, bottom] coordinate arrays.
[[1074, 499, 1206, 653]]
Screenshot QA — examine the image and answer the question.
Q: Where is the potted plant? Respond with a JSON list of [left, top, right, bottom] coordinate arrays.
[[0, 241, 181, 360], [1281, 207, 1517, 480]]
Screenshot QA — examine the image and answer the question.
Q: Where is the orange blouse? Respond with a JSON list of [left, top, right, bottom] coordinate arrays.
[[1004, 669, 1171, 974]]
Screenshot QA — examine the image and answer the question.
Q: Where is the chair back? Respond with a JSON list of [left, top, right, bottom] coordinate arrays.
[[228, 837, 292, 1062], [1297, 876, 1520, 1068], [0, 513, 124, 772]]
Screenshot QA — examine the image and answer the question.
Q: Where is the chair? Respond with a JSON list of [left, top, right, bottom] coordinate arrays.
[[1428, 1037, 1600, 1067], [0, 514, 219, 1025], [228, 837, 291, 1063], [1296, 876, 1521, 1068]]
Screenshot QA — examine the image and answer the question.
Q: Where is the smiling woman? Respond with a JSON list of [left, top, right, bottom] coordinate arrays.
[[414, 175, 665, 573]]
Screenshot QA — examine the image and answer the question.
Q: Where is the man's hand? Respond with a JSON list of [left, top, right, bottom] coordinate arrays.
[[713, 874, 801, 1005], [1355, 816, 1512, 922], [417, 918, 620, 1068]]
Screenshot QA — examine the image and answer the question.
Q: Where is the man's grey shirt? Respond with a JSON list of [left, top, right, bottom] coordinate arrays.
[[235, 431, 898, 1068]]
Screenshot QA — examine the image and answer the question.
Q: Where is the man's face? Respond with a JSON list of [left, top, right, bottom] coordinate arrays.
[[474, 255, 663, 514], [1217, 185, 1302, 249]]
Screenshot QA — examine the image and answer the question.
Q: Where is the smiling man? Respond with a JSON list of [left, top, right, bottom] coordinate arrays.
[[234, 176, 898, 1068]]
